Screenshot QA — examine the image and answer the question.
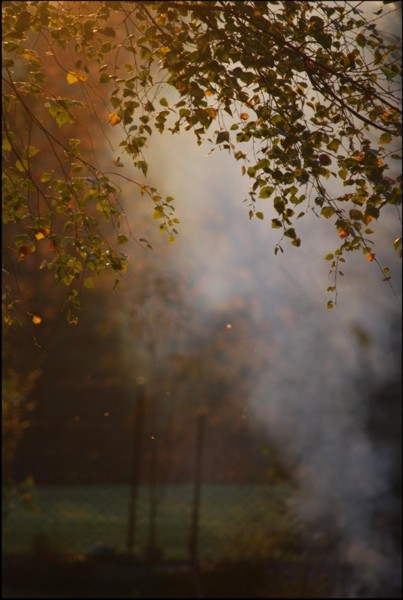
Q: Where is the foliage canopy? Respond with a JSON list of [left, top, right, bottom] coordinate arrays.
[[2, 0, 402, 322]]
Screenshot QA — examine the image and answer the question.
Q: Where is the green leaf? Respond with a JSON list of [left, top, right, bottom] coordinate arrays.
[[153, 207, 164, 220], [290, 195, 304, 205], [284, 228, 296, 239], [27, 145, 39, 158], [46, 102, 73, 127], [117, 234, 128, 245], [379, 132, 392, 145], [135, 160, 148, 176], [259, 186, 274, 199], [15, 159, 28, 172], [356, 33, 367, 48], [273, 198, 285, 214], [84, 277, 94, 289], [98, 72, 110, 84], [40, 171, 53, 183], [56, 110, 72, 127], [216, 131, 230, 144], [321, 206, 335, 218], [393, 236, 402, 250], [15, 10, 32, 34], [256, 212, 264, 220], [2, 137, 11, 152], [14, 234, 29, 246], [100, 27, 116, 37], [314, 32, 332, 49], [327, 139, 340, 152]]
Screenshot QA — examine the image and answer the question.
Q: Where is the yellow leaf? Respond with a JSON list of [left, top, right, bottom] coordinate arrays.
[[153, 208, 164, 220], [206, 107, 218, 119], [21, 51, 36, 61], [66, 70, 88, 84], [204, 89, 213, 97], [240, 113, 249, 120], [156, 14, 167, 26], [35, 232, 45, 241], [108, 112, 122, 126], [159, 47, 171, 54], [66, 72, 79, 84], [32, 315, 42, 325]]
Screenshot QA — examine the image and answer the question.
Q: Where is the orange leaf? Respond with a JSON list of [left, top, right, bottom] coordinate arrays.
[[18, 246, 30, 261], [338, 227, 350, 239], [240, 113, 249, 120], [365, 253, 376, 262], [32, 315, 42, 325], [108, 113, 122, 126], [206, 107, 218, 119]]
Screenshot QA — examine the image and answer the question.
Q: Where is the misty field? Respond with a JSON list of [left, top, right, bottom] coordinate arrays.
[[3, 483, 296, 562]]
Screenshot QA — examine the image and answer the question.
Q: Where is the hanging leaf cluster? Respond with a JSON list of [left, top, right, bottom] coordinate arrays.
[[2, 1, 401, 322]]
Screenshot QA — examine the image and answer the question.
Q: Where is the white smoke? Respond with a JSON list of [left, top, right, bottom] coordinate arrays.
[[111, 2, 401, 594], [113, 119, 401, 594]]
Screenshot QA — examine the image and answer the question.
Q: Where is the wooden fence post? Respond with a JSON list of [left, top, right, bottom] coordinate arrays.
[[189, 413, 206, 568], [126, 383, 146, 557]]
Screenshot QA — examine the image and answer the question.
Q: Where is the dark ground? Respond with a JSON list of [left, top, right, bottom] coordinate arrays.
[[2, 553, 330, 598]]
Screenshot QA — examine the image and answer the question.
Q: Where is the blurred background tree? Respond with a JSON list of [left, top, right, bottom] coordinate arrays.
[[2, 0, 401, 325]]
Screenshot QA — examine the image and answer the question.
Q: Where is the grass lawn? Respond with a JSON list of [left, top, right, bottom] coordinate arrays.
[[3, 483, 296, 562]]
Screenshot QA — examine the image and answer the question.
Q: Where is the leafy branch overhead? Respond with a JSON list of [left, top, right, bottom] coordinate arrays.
[[2, 0, 402, 322]]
